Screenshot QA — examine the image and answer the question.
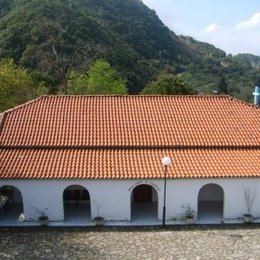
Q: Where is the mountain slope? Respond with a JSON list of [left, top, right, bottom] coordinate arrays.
[[0, 0, 259, 99]]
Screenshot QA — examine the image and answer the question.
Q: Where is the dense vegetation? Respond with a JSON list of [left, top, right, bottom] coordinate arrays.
[[141, 74, 194, 95], [0, 58, 47, 111], [0, 0, 259, 111], [67, 59, 128, 95]]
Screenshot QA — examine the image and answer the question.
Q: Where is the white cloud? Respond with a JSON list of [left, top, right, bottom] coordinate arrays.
[[235, 12, 260, 30], [197, 27, 260, 56], [205, 23, 220, 33]]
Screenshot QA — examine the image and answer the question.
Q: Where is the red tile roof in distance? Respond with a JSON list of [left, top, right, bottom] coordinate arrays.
[[0, 95, 260, 148], [0, 95, 260, 180]]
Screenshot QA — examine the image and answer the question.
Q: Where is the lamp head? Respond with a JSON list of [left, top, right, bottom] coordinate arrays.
[[162, 156, 171, 166]]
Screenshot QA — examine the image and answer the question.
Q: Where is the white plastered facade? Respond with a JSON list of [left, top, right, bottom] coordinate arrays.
[[1, 178, 260, 223]]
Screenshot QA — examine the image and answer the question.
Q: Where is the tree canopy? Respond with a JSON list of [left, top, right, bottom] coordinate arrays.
[[141, 74, 195, 95], [86, 59, 127, 94], [0, 59, 47, 111], [68, 59, 127, 95], [217, 77, 228, 94]]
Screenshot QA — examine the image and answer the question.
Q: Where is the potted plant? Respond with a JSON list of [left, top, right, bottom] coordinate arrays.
[[181, 204, 196, 224], [94, 201, 104, 226], [94, 216, 104, 226], [243, 187, 256, 223], [32, 207, 49, 226], [243, 213, 252, 224], [39, 214, 48, 226]]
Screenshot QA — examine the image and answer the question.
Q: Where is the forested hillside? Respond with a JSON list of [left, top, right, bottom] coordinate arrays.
[[0, 0, 259, 110]]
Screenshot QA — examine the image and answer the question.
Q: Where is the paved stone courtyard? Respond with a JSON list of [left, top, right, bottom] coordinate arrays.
[[1, 225, 260, 259]]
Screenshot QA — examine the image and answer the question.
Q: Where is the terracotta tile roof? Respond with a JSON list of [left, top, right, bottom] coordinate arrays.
[[0, 95, 259, 180], [1, 148, 259, 179], [1, 95, 259, 148]]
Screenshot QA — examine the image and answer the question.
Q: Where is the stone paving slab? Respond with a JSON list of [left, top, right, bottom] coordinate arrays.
[[0, 225, 260, 259]]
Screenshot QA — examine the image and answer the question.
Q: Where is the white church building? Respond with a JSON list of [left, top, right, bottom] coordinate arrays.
[[0, 94, 260, 226]]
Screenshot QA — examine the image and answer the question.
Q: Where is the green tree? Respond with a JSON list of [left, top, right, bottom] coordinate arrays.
[[67, 71, 88, 95], [256, 76, 260, 86], [141, 74, 195, 95], [0, 59, 47, 111], [217, 77, 228, 94], [86, 59, 127, 94]]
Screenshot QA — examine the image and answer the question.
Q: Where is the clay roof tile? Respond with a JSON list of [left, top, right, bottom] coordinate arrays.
[[0, 95, 259, 147]]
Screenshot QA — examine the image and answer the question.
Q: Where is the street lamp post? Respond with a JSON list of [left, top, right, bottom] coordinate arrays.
[[161, 156, 172, 228]]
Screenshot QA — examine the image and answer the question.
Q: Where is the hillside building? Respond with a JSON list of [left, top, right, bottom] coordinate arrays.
[[0, 95, 260, 226]]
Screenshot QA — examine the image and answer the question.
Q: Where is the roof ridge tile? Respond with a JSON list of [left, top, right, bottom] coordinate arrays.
[[2, 96, 43, 115]]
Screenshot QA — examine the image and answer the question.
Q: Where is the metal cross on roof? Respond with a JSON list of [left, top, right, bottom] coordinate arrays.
[[253, 86, 260, 105]]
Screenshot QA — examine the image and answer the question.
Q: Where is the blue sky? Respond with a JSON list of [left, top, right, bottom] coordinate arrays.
[[142, 0, 260, 56]]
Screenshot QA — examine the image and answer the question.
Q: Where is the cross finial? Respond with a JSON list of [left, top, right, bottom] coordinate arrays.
[[253, 86, 260, 106]]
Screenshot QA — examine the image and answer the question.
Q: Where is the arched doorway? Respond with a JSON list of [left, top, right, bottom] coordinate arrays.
[[198, 183, 224, 222], [63, 185, 91, 223], [0, 185, 24, 222], [131, 184, 158, 223]]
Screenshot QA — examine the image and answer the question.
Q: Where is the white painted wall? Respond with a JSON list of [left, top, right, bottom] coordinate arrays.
[[0, 178, 260, 223], [165, 178, 260, 220]]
